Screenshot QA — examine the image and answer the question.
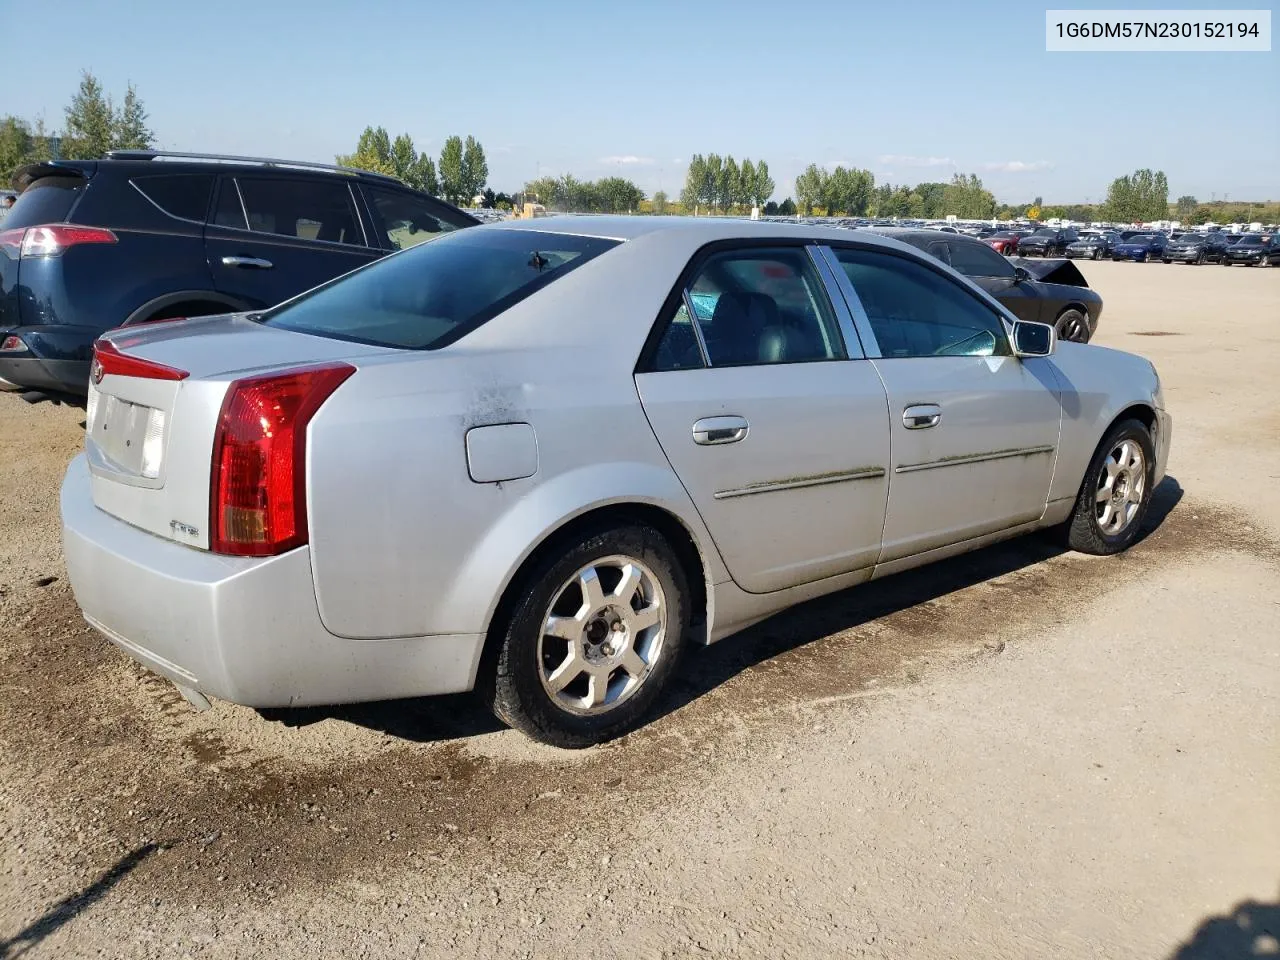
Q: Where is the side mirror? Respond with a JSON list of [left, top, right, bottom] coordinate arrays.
[[1013, 265, 1032, 282], [1012, 320, 1055, 358]]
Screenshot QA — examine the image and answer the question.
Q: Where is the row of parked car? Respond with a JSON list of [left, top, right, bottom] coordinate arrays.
[[976, 225, 1277, 265]]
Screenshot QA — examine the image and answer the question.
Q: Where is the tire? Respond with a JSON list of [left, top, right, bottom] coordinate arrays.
[[1195, 251, 1204, 265], [1162, 259, 1171, 264], [1139, 253, 1148, 263], [1092, 248, 1101, 260], [1055, 307, 1090, 343], [1062, 419, 1156, 556], [483, 523, 691, 748]]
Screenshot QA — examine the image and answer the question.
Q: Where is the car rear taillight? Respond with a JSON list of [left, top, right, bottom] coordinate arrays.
[[92, 339, 189, 381], [0, 224, 118, 259], [1, 335, 25, 352], [210, 363, 355, 557]]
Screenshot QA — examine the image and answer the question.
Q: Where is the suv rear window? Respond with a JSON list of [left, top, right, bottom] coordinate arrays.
[[4, 175, 84, 228], [259, 228, 619, 349], [131, 174, 213, 222]]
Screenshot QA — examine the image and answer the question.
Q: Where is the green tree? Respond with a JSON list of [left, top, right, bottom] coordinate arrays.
[[681, 154, 705, 213], [915, 182, 947, 218], [739, 158, 755, 210], [390, 134, 417, 182], [438, 135, 465, 204], [409, 153, 438, 195], [62, 71, 115, 159], [752, 159, 775, 209], [778, 197, 796, 216], [1175, 195, 1198, 220], [942, 173, 996, 218], [596, 176, 644, 213], [526, 175, 560, 208], [763, 200, 779, 215], [461, 136, 488, 204], [722, 157, 739, 212], [794, 164, 826, 215], [871, 183, 893, 216], [112, 84, 154, 151], [652, 190, 669, 215], [0, 117, 34, 183], [1104, 168, 1168, 222], [704, 154, 724, 211], [336, 126, 395, 176]]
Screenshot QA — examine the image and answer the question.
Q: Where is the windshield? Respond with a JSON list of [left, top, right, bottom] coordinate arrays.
[[1128, 235, 1155, 243], [1031, 229, 1057, 237], [259, 228, 619, 350], [1237, 234, 1266, 244]]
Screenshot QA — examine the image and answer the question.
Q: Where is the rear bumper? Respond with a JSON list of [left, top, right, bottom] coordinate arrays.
[[60, 455, 485, 707], [0, 324, 98, 395]]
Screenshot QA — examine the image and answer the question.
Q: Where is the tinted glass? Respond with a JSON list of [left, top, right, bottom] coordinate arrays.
[[1239, 234, 1265, 243], [259, 228, 618, 350], [3, 176, 83, 229], [834, 248, 1010, 359], [236, 178, 363, 245], [670, 247, 845, 368], [1031, 228, 1056, 237], [947, 239, 1015, 278], [365, 187, 471, 250], [927, 241, 951, 265], [212, 181, 246, 229], [131, 175, 214, 222], [651, 302, 705, 371]]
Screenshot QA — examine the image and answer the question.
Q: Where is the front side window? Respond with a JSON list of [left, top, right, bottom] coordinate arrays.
[[365, 186, 472, 250], [259, 228, 618, 350], [947, 239, 1015, 279], [651, 247, 845, 370], [834, 247, 1010, 359], [235, 178, 364, 246]]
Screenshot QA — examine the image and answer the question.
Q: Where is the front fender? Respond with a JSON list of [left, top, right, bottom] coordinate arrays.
[[1046, 343, 1161, 503]]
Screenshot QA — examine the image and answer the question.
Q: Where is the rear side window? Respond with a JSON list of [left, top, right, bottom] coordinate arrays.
[[4, 176, 84, 228], [259, 228, 619, 349], [131, 175, 213, 222], [947, 239, 1014, 279], [365, 186, 471, 250], [235, 178, 364, 246]]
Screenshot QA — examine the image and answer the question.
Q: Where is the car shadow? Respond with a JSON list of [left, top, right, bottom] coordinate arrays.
[[0, 844, 156, 959], [266, 477, 1183, 744], [1166, 889, 1280, 959]]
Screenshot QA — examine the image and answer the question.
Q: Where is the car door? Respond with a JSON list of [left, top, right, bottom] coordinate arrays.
[[821, 244, 1062, 563], [634, 243, 891, 594], [946, 238, 1041, 322], [204, 175, 383, 309]]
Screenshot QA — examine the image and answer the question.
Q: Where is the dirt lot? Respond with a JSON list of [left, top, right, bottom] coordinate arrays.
[[1, 261, 1277, 959]]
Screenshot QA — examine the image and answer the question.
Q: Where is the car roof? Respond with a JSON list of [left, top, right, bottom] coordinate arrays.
[[870, 227, 992, 246], [486, 215, 925, 251]]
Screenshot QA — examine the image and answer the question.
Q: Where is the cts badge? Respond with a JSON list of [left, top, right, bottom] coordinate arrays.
[[90, 358, 104, 385]]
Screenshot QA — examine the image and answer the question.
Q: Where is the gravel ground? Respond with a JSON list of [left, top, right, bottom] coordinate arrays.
[[1, 261, 1277, 959]]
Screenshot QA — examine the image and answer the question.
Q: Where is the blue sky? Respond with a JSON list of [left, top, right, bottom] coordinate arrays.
[[7, 0, 1277, 203]]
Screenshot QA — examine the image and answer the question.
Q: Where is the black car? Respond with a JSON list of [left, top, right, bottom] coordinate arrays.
[[1162, 231, 1229, 264], [874, 229, 1103, 342], [1065, 232, 1118, 260], [0, 150, 477, 401], [1221, 234, 1276, 266], [1018, 227, 1078, 257]]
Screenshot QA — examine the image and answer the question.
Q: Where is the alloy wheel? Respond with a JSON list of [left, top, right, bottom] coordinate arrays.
[[1095, 439, 1146, 536], [538, 555, 667, 715]]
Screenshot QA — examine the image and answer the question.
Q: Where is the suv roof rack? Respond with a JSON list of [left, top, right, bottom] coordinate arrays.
[[104, 150, 403, 183]]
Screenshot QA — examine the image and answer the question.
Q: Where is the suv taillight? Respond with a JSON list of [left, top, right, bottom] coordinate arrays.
[[210, 363, 355, 557], [0, 224, 118, 258]]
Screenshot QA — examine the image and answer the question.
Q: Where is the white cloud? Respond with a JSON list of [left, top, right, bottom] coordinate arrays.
[[671, 158, 684, 164], [981, 160, 1053, 173], [826, 159, 856, 169], [599, 155, 654, 165], [878, 154, 954, 167]]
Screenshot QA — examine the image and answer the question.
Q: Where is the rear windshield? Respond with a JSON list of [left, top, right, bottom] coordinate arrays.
[[259, 228, 619, 350], [4, 175, 84, 228]]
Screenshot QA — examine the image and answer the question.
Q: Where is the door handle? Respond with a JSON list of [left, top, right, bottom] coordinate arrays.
[[693, 416, 749, 445], [903, 404, 941, 429], [221, 256, 274, 269]]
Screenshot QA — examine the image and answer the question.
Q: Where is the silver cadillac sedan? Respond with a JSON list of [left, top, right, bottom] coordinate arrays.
[[61, 217, 1171, 747]]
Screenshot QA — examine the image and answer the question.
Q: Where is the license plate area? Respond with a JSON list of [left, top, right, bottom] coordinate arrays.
[[87, 385, 168, 484]]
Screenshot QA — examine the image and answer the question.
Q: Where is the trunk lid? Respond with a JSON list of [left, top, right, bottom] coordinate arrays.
[[85, 314, 395, 548]]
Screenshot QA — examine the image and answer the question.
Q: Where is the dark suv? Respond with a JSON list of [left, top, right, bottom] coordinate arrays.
[[1162, 231, 1229, 264], [0, 151, 477, 400]]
